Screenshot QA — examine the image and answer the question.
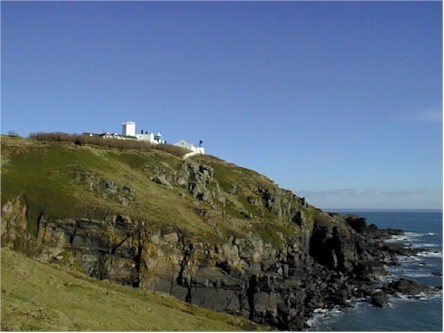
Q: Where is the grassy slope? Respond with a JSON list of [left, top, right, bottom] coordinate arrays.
[[1, 136, 303, 243], [1, 136, 217, 236], [1, 137, 273, 331], [1, 248, 264, 331], [1, 136, 328, 331]]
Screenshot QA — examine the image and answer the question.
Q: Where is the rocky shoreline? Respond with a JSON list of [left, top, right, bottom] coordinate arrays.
[[306, 229, 442, 331]]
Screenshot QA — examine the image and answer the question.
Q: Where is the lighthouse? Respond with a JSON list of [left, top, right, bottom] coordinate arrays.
[[122, 121, 136, 137]]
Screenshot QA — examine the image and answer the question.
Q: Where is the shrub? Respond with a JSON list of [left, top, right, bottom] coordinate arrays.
[[152, 144, 190, 158], [7, 131, 21, 137], [28, 132, 188, 157]]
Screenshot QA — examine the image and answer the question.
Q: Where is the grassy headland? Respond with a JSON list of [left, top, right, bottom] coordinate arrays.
[[2, 135, 315, 246]]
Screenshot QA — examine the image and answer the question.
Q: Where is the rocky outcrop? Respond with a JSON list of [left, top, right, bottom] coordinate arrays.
[[382, 278, 427, 295], [258, 187, 307, 225], [1, 196, 36, 254], [1, 196, 412, 330], [370, 292, 389, 307], [74, 172, 135, 206]]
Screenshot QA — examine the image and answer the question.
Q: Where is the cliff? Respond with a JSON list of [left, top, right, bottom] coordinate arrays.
[[1, 135, 405, 330], [1, 248, 262, 331]]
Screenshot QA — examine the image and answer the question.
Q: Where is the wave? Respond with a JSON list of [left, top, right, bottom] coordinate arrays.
[[417, 250, 443, 258], [388, 231, 438, 242], [385, 266, 436, 279], [412, 243, 441, 248], [307, 303, 359, 330], [386, 235, 411, 243], [391, 290, 443, 302], [404, 231, 427, 237], [307, 291, 442, 331]]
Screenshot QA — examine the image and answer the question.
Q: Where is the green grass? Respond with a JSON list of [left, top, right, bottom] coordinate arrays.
[[1, 248, 264, 331], [2, 142, 99, 222], [1, 135, 319, 247], [1, 137, 208, 235], [0, 136, 345, 331]]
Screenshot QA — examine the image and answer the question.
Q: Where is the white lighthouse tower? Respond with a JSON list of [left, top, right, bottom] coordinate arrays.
[[122, 121, 136, 137]]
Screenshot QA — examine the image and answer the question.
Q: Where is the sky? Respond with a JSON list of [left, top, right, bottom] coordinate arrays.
[[2, 1, 442, 210]]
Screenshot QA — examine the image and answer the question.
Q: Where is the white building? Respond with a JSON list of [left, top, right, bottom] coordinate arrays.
[[135, 132, 155, 142], [122, 121, 165, 144], [135, 131, 165, 144], [86, 121, 204, 153], [174, 139, 205, 154], [122, 121, 136, 137]]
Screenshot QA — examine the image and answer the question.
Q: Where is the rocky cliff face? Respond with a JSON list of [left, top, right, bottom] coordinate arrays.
[[1, 200, 398, 330], [1, 138, 406, 330]]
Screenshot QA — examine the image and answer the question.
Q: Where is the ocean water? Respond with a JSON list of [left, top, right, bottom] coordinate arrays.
[[309, 210, 443, 332]]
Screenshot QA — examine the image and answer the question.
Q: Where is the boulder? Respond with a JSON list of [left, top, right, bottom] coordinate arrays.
[[346, 216, 367, 233], [151, 175, 173, 188], [383, 278, 426, 295], [370, 292, 389, 307]]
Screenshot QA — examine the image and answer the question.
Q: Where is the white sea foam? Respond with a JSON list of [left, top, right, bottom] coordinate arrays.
[[402, 271, 433, 278], [392, 290, 442, 303], [305, 317, 318, 328], [306, 305, 350, 330], [386, 231, 431, 245], [412, 243, 440, 248], [384, 265, 432, 279], [404, 232, 426, 237], [386, 235, 410, 243], [306, 299, 371, 331], [396, 255, 421, 263], [417, 250, 443, 258]]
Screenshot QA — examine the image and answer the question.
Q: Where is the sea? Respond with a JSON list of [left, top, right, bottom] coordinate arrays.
[[308, 209, 443, 332]]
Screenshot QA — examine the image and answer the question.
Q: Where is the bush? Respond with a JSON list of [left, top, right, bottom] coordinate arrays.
[[7, 131, 21, 137], [152, 144, 190, 157], [28, 132, 188, 157]]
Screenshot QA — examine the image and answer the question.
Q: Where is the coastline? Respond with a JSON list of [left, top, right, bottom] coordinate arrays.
[[306, 210, 443, 331]]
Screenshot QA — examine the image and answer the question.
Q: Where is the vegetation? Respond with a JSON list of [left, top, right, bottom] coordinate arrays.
[[1, 134, 314, 248], [0, 135, 328, 331], [1, 248, 264, 331], [29, 132, 190, 157], [1, 136, 213, 237]]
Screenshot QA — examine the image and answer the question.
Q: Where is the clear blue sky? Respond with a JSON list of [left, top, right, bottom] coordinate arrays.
[[2, 1, 442, 209]]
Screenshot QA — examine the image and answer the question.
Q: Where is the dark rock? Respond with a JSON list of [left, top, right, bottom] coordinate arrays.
[[370, 292, 389, 307], [382, 242, 407, 255], [1, 191, 423, 332], [382, 278, 426, 295], [346, 216, 367, 233], [386, 228, 404, 236]]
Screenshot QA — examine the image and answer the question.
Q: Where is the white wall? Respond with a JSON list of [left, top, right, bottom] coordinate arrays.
[[174, 139, 205, 155], [174, 139, 194, 151], [122, 121, 136, 137], [136, 133, 155, 142]]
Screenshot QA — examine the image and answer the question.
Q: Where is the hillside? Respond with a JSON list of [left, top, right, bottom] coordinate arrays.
[[1, 135, 315, 244], [1, 248, 262, 331], [1, 135, 404, 330]]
